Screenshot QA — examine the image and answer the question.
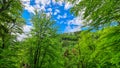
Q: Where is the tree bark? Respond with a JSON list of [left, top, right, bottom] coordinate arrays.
[[1, 36, 5, 49], [39, 49, 47, 68]]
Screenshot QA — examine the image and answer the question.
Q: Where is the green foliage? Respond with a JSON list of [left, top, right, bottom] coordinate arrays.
[[90, 26, 120, 68], [72, 31, 97, 68], [21, 12, 64, 68], [60, 32, 79, 47], [67, 1, 120, 67], [70, 26, 120, 68], [0, 0, 120, 68], [0, 0, 24, 68], [71, 0, 120, 28]]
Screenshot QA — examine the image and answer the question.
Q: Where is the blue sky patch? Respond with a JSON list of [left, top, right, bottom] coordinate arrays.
[[22, 0, 82, 33]]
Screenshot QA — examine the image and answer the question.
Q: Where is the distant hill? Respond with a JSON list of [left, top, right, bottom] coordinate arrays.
[[60, 31, 81, 47]]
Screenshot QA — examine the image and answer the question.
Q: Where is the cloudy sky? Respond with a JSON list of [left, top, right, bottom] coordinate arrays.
[[20, 0, 83, 33]]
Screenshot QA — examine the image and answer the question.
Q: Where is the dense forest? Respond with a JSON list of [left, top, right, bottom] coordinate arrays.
[[0, 0, 120, 68]]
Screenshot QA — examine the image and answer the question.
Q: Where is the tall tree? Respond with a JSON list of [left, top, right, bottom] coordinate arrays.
[[0, 0, 24, 49], [0, 0, 24, 67], [22, 12, 63, 68]]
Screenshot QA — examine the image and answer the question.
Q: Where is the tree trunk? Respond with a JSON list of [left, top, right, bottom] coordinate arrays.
[[39, 49, 47, 68], [1, 36, 5, 49], [33, 47, 39, 68]]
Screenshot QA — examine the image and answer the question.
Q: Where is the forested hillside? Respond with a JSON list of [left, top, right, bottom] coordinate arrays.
[[0, 0, 120, 68]]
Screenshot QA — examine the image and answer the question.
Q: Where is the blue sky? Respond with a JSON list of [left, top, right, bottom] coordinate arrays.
[[21, 0, 83, 33]]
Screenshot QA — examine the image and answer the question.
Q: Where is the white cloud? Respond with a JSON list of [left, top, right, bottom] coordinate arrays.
[[21, 0, 73, 15], [17, 34, 27, 41], [20, 0, 84, 33], [57, 13, 67, 19], [52, 0, 56, 4], [21, 0, 51, 14], [54, 9, 60, 15], [60, 21, 64, 24], [17, 25, 32, 41], [20, 0, 30, 4], [57, 15, 62, 19], [35, 0, 50, 6], [40, 6, 46, 11], [64, 2, 73, 10], [25, 5, 35, 14], [47, 8, 52, 12], [68, 16, 83, 26], [23, 25, 32, 33], [54, 12, 57, 15], [33, 4, 45, 12], [57, 0, 64, 6], [57, 15, 65, 19], [46, 12, 52, 17], [21, 0, 36, 14], [63, 13, 67, 18], [64, 16, 84, 33], [64, 25, 81, 33], [56, 9, 60, 13]]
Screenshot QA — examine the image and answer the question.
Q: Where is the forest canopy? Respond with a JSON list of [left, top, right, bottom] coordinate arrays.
[[0, 0, 120, 68]]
